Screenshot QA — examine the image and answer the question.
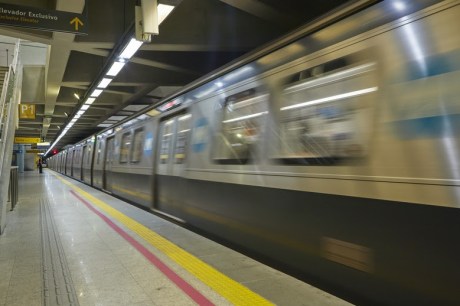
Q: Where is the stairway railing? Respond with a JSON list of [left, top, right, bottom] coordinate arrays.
[[0, 40, 22, 234]]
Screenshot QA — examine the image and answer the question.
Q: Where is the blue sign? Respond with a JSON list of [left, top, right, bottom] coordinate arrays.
[[144, 132, 154, 156], [192, 117, 209, 153]]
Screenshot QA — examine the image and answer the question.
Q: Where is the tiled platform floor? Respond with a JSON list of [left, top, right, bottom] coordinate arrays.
[[0, 170, 353, 306]]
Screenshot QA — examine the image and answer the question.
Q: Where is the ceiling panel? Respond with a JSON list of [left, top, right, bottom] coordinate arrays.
[[0, 0, 350, 151]]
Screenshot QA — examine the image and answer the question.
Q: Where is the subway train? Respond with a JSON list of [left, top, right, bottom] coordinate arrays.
[[47, 1, 460, 304]]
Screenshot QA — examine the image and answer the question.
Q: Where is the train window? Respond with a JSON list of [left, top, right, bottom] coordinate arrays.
[[214, 89, 268, 164], [174, 114, 191, 164], [159, 119, 174, 164], [119, 132, 132, 163], [96, 141, 102, 165], [87, 145, 92, 164], [277, 54, 377, 164], [131, 128, 145, 163]]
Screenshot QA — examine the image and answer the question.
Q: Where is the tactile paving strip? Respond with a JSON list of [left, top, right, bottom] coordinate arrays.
[[40, 198, 80, 306], [54, 172, 274, 306]]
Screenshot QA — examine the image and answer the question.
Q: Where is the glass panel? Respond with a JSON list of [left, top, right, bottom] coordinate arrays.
[[278, 55, 376, 164], [160, 120, 174, 164], [214, 89, 268, 164], [131, 128, 145, 163], [96, 142, 102, 165], [119, 132, 132, 163], [174, 114, 191, 164]]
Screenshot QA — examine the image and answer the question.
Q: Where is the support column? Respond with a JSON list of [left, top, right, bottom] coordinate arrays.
[[17, 144, 24, 173]]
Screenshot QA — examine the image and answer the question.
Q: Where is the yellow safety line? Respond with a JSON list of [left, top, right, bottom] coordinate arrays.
[[52, 172, 274, 306]]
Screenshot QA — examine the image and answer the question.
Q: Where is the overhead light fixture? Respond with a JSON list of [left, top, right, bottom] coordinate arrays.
[[73, 93, 80, 100], [158, 4, 174, 24], [119, 38, 143, 60], [106, 61, 126, 77], [85, 97, 95, 105], [98, 78, 113, 89], [90, 89, 103, 97], [46, 2, 179, 157]]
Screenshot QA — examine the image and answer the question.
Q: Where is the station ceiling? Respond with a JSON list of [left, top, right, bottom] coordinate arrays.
[[0, 0, 349, 150]]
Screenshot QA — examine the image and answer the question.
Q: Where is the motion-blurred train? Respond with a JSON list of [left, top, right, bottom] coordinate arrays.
[[47, 1, 460, 304]]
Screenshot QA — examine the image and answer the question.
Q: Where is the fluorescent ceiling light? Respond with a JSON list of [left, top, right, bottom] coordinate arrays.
[[80, 105, 90, 111], [98, 78, 113, 89], [73, 93, 80, 99], [107, 61, 125, 77], [77, 110, 85, 116], [90, 89, 103, 97], [280, 87, 378, 111], [158, 4, 174, 24], [119, 38, 143, 60], [85, 98, 95, 105], [223, 111, 268, 123]]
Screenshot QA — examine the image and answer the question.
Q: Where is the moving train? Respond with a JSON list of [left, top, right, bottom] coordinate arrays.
[[47, 1, 460, 304]]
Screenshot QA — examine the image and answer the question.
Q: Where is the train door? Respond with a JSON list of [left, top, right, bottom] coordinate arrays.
[[154, 113, 191, 213], [81, 145, 87, 181], [66, 149, 74, 176], [103, 137, 115, 192]]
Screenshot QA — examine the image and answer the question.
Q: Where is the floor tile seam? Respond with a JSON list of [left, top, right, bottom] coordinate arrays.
[[52, 172, 275, 306]]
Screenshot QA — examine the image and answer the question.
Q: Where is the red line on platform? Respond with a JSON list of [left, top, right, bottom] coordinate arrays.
[[70, 190, 215, 306]]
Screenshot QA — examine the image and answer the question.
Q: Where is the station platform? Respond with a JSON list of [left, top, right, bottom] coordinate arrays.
[[0, 169, 353, 306]]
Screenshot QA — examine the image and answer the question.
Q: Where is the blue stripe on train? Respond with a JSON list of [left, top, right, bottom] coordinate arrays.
[[399, 50, 460, 82], [392, 114, 460, 139]]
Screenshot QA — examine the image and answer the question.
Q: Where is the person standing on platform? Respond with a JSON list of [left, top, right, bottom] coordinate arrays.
[[37, 159, 43, 174]]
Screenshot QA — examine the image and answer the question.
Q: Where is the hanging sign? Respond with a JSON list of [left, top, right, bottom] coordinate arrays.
[[19, 104, 35, 119], [0, 3, 87, 35]]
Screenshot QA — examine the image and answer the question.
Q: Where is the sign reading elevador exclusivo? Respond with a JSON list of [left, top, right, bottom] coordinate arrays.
[[0, 3, 87, 35]]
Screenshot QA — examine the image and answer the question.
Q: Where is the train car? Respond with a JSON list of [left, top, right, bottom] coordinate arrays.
[[50, 1, 460, 304], [94, 115, 158, 207]]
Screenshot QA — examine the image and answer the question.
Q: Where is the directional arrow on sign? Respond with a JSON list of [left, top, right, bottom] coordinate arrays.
[[70, 17, 83, 31]]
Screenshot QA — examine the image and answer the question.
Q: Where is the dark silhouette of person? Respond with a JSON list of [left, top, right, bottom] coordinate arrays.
[[37, 159, 43, 174]]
